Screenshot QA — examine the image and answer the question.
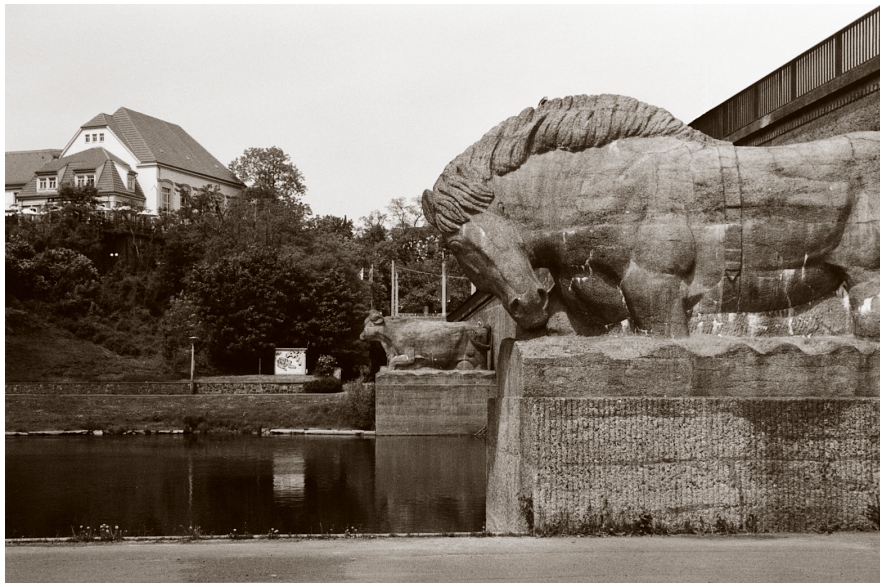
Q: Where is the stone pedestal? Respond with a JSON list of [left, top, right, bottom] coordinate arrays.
[[488, 336, 879, 534], [376, 370, 496, 436]]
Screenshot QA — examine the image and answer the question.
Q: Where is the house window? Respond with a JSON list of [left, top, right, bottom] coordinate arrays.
[[76, 174, 95, 187], [128, 176, 135, 191], [99, 133, 105, 142], [92, 134, 97, 142], [38, 176, 58, 190], [161, 187, 171, 211], [85, 135, 90, 143]]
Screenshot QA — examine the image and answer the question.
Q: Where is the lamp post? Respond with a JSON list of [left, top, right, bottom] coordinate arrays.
[[189, 336, 199, 395]]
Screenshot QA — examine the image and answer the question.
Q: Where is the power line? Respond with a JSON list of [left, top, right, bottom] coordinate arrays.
[[393, 265, 470, 280]]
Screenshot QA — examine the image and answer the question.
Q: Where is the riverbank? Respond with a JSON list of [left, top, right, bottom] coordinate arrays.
[[5, 392, 370, 434], [6, 533, 879, 582]]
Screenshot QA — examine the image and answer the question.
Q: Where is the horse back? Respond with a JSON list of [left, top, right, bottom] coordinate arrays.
[[735, 132, 878, 270]]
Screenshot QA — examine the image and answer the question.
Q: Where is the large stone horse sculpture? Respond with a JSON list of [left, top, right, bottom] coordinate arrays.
[[422, 94, 879, 338]]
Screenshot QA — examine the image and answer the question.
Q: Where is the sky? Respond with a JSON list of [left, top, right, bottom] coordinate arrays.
[[6, 4, 877, 222]]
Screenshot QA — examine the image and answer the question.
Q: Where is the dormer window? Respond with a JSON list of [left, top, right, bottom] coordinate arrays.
[[37, 176, 57, 191], [128, 175, 135, 191], [76, 174, 95, 188]]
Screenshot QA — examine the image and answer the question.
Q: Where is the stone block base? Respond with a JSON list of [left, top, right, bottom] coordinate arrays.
[[376, 370, 496, 435], [488, 336, 880, 534], [499, 335, 879, 398]]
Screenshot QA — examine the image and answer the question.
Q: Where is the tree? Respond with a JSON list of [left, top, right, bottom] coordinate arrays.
[[386, 196, 423, 229], [6, 184, 104, 260], [309, 215, 355, 239], [57, 182, 100, 211], [229, 147, 307, 200], [182, 244, 369, 375], [355, 197, 472, 315]]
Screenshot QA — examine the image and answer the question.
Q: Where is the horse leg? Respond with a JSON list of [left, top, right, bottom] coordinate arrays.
[[389, 353, 416, 370], [623, 214, 695, 337], [621, 261, 689, 337]]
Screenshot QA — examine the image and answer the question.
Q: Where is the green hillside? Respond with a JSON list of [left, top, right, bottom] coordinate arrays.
[[5, 309, 173, 382]]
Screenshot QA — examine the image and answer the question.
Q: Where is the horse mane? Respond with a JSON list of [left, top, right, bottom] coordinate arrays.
[[423, 94, 711, 233]]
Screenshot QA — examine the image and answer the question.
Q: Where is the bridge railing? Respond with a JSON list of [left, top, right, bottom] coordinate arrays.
[[690, 7, 879, 140]]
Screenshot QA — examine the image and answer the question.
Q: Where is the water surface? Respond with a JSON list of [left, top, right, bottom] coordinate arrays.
[[6, 435, 486, 537]]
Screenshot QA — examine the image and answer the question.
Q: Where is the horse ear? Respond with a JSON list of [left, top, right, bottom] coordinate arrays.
[[421, 190, 438, 229]]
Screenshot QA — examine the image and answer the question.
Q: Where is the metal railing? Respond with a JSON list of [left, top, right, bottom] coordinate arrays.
[[690, 7, 879, 139], [6, 208, 162, 237]]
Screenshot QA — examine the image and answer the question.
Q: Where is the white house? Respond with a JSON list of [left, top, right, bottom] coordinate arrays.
[[13, 107, 245, 211]]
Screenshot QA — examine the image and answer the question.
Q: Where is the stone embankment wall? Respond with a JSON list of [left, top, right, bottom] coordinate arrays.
[[376, 370, 496, 435], [6, 381, 312, 395], [487, 335, 880, 534]]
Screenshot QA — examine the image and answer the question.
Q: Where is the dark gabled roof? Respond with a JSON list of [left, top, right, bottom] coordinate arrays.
[[17, 147, 144, 203], [96, 159, 129, 194], [81, 113, 112, 129], [36, 147, 132, 174], [5, 150, 62, 187], [79, 107, 244, 187]]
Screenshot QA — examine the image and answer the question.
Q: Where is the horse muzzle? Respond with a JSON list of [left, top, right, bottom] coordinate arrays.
[[508, 287, 549, 329]]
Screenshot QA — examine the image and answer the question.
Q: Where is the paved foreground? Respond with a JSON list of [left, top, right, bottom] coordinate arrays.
[[6, 533, 879, 582]]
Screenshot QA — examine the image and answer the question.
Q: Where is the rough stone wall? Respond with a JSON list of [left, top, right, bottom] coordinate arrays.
[[490, 397, 879, 534], [487, 335, 880, 534], [5, 381, 309, 395], [196, 382, 307, 394], [5, 382, 191, 395], [376, 370, 496, 435]]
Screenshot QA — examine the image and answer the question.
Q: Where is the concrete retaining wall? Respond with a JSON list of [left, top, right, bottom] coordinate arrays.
[[488, 335, 880, 534], [6, 380, 312, 395], [376, 370, 496, 435]]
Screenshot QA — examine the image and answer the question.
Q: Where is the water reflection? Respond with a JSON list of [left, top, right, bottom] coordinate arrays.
[[272, 453, 305, 502], [5, 435, 485, 538]]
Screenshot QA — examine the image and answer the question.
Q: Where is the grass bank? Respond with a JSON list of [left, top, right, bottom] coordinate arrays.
[[6, 384, 374, 433]]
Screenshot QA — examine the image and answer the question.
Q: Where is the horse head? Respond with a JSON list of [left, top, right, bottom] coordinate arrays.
[[444, 210, 553, 330]]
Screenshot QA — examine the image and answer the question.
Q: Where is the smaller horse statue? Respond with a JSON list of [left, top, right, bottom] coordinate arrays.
[[360, 310, 491, 370]]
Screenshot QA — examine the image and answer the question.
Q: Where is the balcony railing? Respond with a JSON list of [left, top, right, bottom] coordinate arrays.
[[690, 7, 879, 140]]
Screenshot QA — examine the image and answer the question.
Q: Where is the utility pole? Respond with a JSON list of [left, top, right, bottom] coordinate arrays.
[[189, 336, 199, 395], [441, 253, 447, 319], [390, 260, 398, 317]]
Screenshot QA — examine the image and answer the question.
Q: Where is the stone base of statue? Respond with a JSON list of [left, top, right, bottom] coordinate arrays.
[[487, 335, 879, 534], [376, 369, 496, 435]]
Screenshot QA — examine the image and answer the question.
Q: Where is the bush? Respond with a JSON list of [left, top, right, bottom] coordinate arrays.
[[303, 376, 343, 394], [339, 381, 375, 430], [314, 354, 337, 377]]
